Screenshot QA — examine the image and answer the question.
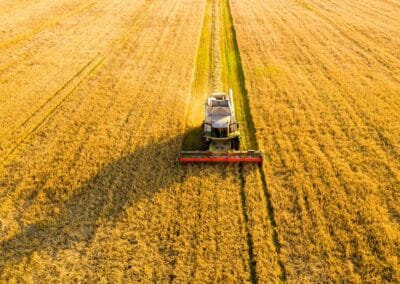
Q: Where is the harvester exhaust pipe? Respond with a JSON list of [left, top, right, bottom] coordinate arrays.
[[229, 88, 234, 115]]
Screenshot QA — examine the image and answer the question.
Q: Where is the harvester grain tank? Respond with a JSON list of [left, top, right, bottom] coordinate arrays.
[[179, 89, 263, 163]]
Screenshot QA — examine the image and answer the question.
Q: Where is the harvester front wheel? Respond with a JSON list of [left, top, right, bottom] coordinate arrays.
[[200, 135, 210, 151], [232, 137, 240, 150]]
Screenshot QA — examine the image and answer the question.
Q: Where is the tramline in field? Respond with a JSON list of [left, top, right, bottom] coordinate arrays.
[[179, 89, 263, 163]]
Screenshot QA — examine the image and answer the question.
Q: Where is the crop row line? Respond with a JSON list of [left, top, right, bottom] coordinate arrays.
[[238, 165, 258, 283]]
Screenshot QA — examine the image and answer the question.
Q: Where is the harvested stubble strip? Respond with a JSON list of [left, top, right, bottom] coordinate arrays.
[[211, 0, 223, 92]]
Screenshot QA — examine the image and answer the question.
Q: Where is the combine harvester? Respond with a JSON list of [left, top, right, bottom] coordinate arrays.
[[179, 89, 263, 163]]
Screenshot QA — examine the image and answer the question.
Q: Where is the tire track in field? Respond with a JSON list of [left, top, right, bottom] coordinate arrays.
[[0, 0, 101, 51], [9, 56, 101, 137], [220, 0, 286, 281], [0, 0, 159, 166]]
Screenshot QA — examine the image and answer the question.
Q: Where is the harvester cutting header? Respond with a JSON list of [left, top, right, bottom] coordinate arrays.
[[179, 89, 263, 163]]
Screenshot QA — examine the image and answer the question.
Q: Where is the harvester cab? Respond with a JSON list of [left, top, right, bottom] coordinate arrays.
[[202, 90, 240, 151], [179, 89, 263, 163]]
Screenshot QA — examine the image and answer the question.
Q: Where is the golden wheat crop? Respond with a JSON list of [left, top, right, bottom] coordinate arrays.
[[1, 0, 398, 282], [231, 0, 400, 281], [0, 0, 269, 281]]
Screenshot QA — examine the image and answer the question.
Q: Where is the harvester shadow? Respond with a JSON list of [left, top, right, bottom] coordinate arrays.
[[0, 131, 206, 272]]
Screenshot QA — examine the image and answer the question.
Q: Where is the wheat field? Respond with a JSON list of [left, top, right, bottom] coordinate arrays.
[[231, 0, 400, 281], [1, 0, 399, 282]]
